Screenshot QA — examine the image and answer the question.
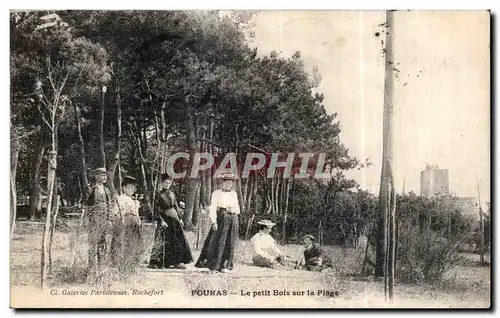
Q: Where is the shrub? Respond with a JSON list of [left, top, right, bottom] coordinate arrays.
[[396, 225, 465, 284]]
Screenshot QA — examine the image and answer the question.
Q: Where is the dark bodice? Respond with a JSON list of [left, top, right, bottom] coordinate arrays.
[[155, 189, 179, 220], [303, 243, 323, 261]]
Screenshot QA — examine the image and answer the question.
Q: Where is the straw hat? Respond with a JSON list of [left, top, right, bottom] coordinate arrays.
[[257, 219, 276, 228], [302, 234, 316, 242], [219, 171, 237, 180]]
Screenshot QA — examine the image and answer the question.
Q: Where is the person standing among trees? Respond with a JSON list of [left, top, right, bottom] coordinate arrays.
[[116, 176, 143, 267], [195, 171, 240, 273], [148, 174, 193, 269], [85, 167, 119, 273]]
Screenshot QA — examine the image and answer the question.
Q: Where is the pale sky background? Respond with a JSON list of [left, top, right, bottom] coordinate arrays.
[[249, 11, 490, 203]]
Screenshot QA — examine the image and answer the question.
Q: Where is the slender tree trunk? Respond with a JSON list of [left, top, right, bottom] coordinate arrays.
[[199, 133, 206, 207], [204, 120, 213, 204], [115, 89, 123, 195], [73, 103, 89, 198], [29, 126, 45, 220], [280, 174, 286, 215], [129, 122, 153, 216], [276, 173, 282, 215], [106, 88, 122, 195], [291, 177, 296, 215], [48, 192, 60, 272], [10, 139, 20, 238], [376, 10, 395, 281], [41, 141, 57, 290], [270, 176, 275, 214], [234, 162, 245, 215], [252, 175, 258, 213], [265, 180, 272, 214], [245, 174, 255, 212], [477, 183, 484, 265], [183, 108, 199, 229], [192, 183, 201, 227], [98, 87, 106, 168], [10, 169, 17, 239], [282, 178, 290, 244]]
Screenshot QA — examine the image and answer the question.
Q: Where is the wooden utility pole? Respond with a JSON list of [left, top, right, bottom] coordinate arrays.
[[375, 10, 396, 303], [476, 180, 484, 265]]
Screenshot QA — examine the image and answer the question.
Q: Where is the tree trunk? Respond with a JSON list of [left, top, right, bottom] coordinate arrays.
[[129, 122, 153, 216], [29, 126, 45, 220], [192, 183, 201, 227], [270, 176, 275, 214], [73, 103, 89, 198], [48, 193, 60, 272], [275, 174, 281, 215], [10, 139, 20, 238], [199, 133, 206, 206], [115, 89, 123, 195], [282, 178, 290, 244], [106, 88, 122, 196], [98, 87, 106, 168], [477, 183, 484, 265], [291, 177, 296, 215], [10, 169, 17, 239], [183, 108, 199, 229], [41, 147, 57, 290], [205, 120, 213, 204], [245, 174, 255, 212], [252, 175, 258, 213], [375, 10, 395, 280]]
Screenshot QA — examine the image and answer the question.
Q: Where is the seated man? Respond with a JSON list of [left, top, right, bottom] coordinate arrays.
[[296, 234, 333, 271], [250, 220, 287, 268]]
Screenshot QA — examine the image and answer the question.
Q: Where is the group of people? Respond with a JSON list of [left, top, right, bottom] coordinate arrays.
[[250, 220, 333, 271], [85, 168, 332, 275], [85, 168, 144, 272]]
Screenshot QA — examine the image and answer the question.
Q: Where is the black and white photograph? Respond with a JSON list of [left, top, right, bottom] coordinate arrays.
[[9, 9, 491, 308]]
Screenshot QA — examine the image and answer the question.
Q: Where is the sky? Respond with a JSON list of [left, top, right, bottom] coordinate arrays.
[[249, 11, 490, 203]]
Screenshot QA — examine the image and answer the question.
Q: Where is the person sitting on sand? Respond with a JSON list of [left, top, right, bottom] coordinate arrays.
[[296, 234, 333, 271], [250, 220, 288, 268]]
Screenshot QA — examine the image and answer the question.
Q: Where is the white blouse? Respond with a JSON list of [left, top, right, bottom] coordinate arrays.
[[250, 232, 282, 259], [117, 194, 140, 217], [208, 189, 240, 224]]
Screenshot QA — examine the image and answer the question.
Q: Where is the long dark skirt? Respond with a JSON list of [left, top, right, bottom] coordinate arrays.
[[123, 217, 143, 265], [149, 215, 193, 268], [195, 212, 238, 271], [305, 256, 333, 271]]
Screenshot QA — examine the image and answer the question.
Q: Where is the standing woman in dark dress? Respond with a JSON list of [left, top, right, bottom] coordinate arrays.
[[148, 174, 193, 269]]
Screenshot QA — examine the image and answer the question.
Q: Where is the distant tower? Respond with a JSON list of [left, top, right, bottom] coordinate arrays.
[[420, 165, 450, 197]]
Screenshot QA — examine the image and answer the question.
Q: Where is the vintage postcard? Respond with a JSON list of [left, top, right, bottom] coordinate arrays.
[[10, 10, 490, 308]]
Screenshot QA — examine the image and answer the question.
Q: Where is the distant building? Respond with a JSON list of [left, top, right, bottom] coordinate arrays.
[[454, 197, 480, 219], [420, 165, 450, 197]]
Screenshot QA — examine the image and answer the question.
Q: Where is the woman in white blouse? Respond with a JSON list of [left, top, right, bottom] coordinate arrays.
[[195, 171, 240, 273], [250, 220, 286, 268], [116, 176, 143, 265]]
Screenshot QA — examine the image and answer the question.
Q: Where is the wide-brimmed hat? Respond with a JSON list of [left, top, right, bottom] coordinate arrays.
[[122, 176, 137, 186], [302, 234, 316, 242], [219, 171, 237, 180], [160, 173, 173, 181], [94, 167, 107, 174], [257, 219, 276, 228], [179, 201, 186, 209]]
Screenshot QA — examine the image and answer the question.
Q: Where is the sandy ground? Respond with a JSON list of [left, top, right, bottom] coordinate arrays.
[[10, 221, 491, 309]]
